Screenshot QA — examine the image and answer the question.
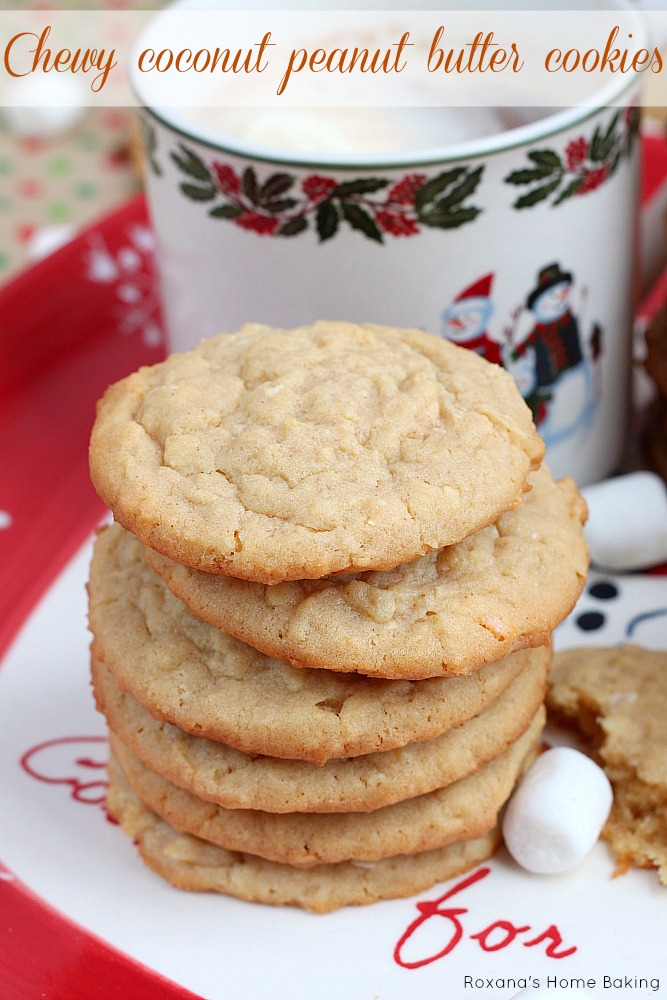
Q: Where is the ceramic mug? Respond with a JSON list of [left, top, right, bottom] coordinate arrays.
[[131, 11, 646, 487]]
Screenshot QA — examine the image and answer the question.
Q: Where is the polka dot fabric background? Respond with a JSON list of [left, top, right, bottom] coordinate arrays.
[[0, 110, 144, 278], [0, 1, 164, 282]]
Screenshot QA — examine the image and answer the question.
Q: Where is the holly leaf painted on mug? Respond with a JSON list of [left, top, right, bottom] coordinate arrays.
[[258, 173, 295, 202], [209, 204, 243, 219], [332, 178, 389, 198], [341, 202, 383, 242], [588, 127, 604, 164], [527, 149, 563, 173], [552, 174, 586, 206], [277, 216, 309, 236], [180, 182, 217, 201], [262, 198, 300, 215], [414, 168, 466, 211], [436, 166, 483, 211], [504, 150, 563, 204], [505, 167, 552, 185], [603, 109, 621, 138], [242, 167, 260, 204], [316, 200, 340, 241], [418, 204, 481, 228], [415, 166, 483, 227], [171, 144, 213, 184], [512, 176, 562, 209], [589, 114, 620, 164]]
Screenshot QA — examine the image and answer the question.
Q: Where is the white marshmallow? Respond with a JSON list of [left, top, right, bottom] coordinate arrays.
[[26, 224, 75, 262], [191, 107, 510, 156], [502, 747, 613, 875], [1, 74, 87, 138], [581, 471, 667, 571]]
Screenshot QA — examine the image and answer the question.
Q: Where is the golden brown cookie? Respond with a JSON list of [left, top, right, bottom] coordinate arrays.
[[547, 645, 667, 885], [89, 524, 539, 762], [89, 322, 544, 584], [109, 710, 543, 867], [93, 650, 548, 813], [107, 757, 502, 912], [147, 465, 586, 677]]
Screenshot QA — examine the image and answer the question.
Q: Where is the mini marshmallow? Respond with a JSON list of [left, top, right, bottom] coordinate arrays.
[[26, 224, 75, 262], [224, 107, 509, 156], [581, 471, 667, 571], [241, 110, 352, 154], [2, 74, 87, 138], [502, 746, 612, 875]]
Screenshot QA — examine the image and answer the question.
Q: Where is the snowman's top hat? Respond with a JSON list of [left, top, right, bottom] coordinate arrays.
[[526, 263, 573, 310]]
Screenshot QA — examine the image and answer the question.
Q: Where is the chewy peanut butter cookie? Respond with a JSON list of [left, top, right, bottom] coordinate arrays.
[[93, 650, 548, 814], [106, 758, 502, 912], [109, 710, 542, 867], [147, 465, 586, 678], [89, 524, 538, 762], [547, 645, 667, 885], [89, 322, 544, 583]]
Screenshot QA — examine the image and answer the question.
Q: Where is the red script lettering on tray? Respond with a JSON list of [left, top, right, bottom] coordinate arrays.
[[394, 867, 577, 969], [20, 735, 108, 806]]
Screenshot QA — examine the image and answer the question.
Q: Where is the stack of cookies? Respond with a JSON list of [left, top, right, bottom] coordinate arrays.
[[87, 321, 588, 913]]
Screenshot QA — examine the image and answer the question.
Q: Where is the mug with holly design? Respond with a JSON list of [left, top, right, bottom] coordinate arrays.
[[133, 47, 646, 486]]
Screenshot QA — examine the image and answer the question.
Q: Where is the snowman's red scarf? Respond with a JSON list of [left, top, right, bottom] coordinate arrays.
[[525, 310, 582, 377], [462, 331, 502, 366]]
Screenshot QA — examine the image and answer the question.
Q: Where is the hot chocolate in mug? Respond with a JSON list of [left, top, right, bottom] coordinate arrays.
[[131, 5, 647, 487]]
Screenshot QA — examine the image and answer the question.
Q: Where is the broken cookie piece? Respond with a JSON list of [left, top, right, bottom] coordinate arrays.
[[547, 644, 667, 884]]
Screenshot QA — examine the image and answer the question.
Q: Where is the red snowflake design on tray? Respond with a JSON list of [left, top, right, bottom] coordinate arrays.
[[505, 105, 641, 208], [168, 142, 484, 242], [83, 224, 163, 348]]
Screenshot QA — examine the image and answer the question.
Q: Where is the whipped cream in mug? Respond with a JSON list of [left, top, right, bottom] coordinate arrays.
[[183, 106, 554, 155]]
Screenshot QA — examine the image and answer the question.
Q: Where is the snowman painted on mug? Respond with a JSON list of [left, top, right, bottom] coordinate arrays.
[[440, 273, 504, 366], [509, 262, 602, 446], [441, 263, 603, 449]]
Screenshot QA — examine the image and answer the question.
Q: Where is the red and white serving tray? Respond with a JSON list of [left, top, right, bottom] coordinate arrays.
[[1, 196, 666, 1000]]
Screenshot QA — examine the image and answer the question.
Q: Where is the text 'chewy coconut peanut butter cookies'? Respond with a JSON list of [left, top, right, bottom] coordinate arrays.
[[89, 321, 544, 583]]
